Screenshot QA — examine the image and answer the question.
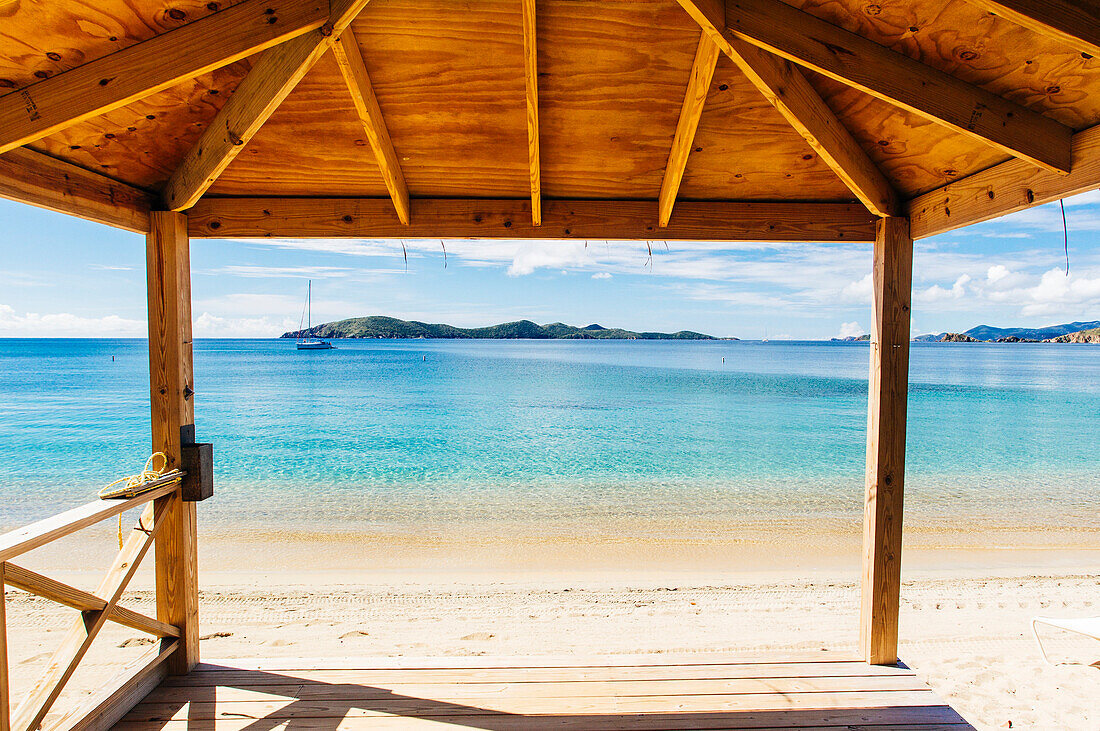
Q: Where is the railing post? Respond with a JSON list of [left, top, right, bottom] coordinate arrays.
[[860, 216, 912, 666], [146, 210, 200, 674], [0, 562, 9, 731]]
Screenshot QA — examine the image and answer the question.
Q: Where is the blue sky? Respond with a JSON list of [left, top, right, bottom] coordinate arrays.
[[1, 193, 1098, 339]]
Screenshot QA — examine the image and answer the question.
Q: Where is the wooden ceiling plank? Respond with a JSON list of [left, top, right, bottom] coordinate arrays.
[[723, 0, 1073, 174], [964, 0, 1100, 58], [187, 197, 877, 241], [676, 0, 900, 217], [161, 0, 374, 211], [909, 123, 1100, 238], [659, 33, 721, 227], [331, 30, 410, 225], [0, 148, 153, 233], [522, 0, 542, 226], [0, 0, 329, 155]]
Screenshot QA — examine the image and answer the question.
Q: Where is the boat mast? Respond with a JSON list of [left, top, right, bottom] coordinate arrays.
[[307, 280, 311, 333]]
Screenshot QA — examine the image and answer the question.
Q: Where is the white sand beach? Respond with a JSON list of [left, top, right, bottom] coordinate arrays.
[[6, 564, 1097, 730]]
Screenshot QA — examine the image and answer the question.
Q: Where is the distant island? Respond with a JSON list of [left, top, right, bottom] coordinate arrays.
[[282, 316, 720, 340], [913, 320, 1100, 343]]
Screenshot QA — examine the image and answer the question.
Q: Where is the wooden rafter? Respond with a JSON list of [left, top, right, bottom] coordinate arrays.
[[0, 0, 329, 155], [964, 0, 1100, 58], [723, 0, 1073, 174], [187, 197, 878, 241], [3, 563, 180, 639], [909, 122, 1100, 238], [676, 0, 900, 218], [521, 0, 542, 226], [331, 30, 410, 225], [161, 0, 374, 211], [659, 33, 721, 227], [10, 500, 170, 731], [0, 148, 154, 233]]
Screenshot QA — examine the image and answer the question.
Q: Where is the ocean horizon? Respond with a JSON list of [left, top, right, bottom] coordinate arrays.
[[2, 337, 1097, 572]]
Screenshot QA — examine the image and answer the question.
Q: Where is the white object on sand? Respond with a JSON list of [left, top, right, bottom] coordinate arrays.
[[1032, 616, 1100, 665]]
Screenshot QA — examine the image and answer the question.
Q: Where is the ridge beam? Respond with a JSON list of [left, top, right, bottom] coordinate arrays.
[[723, 0, 1073, 174], [0, 0, 329, 155], [161, 0, 374, 211], [659, 33, 721, 227], [332, 30, 410, 225]]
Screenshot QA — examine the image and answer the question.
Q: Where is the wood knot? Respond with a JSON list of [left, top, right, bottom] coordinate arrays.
[[342, 215, 354, 223], [0, 79, 15, 88], [209, 220, 221, 230], [1025, 189, 1035, 204], [46, 52, 62, 62], [503, 220, 513, 228], [956, 48, 979, 62], [864, 4, 881, 15], [33, 70, 50, 79], [1045, 85, 1061, 95], [168, 8, 186, 20], [207, 2, 220, 10]]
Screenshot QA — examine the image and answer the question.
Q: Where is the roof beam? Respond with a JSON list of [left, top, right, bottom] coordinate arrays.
[[161, 0, 373, 211], [964, 0, 1100, 58], [909, 123, 1100, 238], [0, 0, 329, 155], [0, 148, 153, 233], [331, 30, 410, 225], [187, 197, 878, 241], [659, 33, 721, 227], [723, 0, 1073, 174], [676, 0, 901, 217], [521, 0, 542, 226]]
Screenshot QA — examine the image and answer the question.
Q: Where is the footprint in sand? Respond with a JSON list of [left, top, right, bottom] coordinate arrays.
[[339, 630, 370, 639], [461, 632, 495, 641], [118, 637, 156, 648]]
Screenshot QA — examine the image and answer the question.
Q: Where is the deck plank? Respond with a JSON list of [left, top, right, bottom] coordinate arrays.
[[115, 656, 972, 730]]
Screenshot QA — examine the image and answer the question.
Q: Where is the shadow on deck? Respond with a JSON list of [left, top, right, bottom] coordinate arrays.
[[113, 656, 974, 730]]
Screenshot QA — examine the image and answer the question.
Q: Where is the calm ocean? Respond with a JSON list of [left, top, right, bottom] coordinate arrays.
[[1, 338, 1096, 536]]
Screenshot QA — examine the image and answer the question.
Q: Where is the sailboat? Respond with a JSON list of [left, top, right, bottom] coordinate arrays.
[[296, 280, 334, 350]]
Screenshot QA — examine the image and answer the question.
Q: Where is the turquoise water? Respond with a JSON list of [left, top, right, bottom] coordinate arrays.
[[0, 339, 1096, 533]]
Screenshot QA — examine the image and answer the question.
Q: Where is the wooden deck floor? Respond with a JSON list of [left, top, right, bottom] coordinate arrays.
[[113, 655, 974, 730]]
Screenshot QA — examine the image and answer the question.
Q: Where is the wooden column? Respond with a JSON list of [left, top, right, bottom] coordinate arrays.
[[860, 216, 912, 666], [0, 562, 9, 731], [146, 211, 200, 674]]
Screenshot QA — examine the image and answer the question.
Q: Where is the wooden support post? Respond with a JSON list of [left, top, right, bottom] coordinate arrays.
[[146, 211, 200, 675], [860, 216, 912, 666], [0, 563, 9, 731]]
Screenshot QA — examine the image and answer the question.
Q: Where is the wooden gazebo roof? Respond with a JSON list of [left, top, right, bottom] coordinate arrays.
[[2, 0, 1100, 242]]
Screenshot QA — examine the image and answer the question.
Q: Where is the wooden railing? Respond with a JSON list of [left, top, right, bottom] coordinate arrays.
[[0, 483, 183, 731]]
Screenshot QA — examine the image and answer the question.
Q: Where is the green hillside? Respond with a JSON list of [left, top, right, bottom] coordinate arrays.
[[283, 316, 717, 340]]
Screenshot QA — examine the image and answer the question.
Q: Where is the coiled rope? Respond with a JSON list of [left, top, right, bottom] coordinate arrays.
[[99, 453, 185, 548]]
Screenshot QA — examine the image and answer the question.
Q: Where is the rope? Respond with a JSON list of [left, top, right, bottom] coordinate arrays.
[[99, 452, 184, 549], [98, 452, 183, 500]]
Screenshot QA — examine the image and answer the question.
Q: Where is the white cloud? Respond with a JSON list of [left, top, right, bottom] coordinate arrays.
[[217, 265, 354, 279], [592, 272, 612, 280], [837, 321, 865, 338], [0, 304, 145, 337], [918, 274, 971, 302], [507, 241, 590, 277], [841, 273, 873, 304], [193, 312, 299, 338]]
